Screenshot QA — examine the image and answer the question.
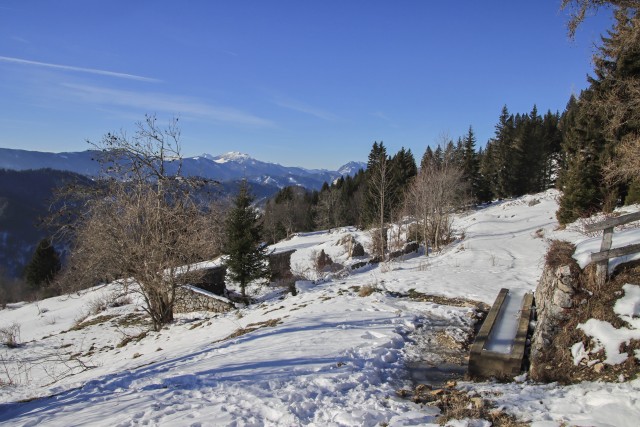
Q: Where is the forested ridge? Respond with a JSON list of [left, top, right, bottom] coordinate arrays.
[[263, 1, 640, 240]]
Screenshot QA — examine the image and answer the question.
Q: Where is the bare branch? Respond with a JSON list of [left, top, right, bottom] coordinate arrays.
[[55, 116, 225, 331]]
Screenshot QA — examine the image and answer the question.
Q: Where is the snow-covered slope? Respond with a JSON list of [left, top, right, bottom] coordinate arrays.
[[1, 190, 639, 426]]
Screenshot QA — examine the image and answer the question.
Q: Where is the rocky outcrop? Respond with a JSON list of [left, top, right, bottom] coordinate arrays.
[[335, 234, 367, 258], [269, 249, 296, 284], [529, 263, 580, 380], [389, 242, 419, 260]]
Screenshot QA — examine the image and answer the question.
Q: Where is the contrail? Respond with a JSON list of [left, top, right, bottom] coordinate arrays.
[[0, 55, 161, 83]]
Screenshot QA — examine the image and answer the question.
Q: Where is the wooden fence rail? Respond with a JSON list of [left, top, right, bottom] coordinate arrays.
[[585, 211, 640, 286]]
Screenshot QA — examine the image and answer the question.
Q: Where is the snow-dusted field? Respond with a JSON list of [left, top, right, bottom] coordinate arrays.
[[1, 190, 639, 426]]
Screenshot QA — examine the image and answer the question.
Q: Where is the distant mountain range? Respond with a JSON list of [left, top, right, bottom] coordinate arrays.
[[0, 149, 365, 279], [0, 148, 366, 190]]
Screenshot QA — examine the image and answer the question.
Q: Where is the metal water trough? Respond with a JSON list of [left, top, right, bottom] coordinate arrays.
[[468, 288, 534, 380]]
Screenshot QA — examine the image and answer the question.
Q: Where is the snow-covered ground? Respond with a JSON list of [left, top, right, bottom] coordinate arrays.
[[0, 189, 639, 426]]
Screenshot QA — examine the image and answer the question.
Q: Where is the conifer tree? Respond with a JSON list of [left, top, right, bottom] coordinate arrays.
[[390, 147, 417, 190], [443, 140, 459, 167], [434, 145, 444, 168], [420, 146, 435, 171], [493, 105, 516, 198], [23, 238, 61, 292], [541, 109, 563, 189], [556, 148, 603, 224], [224, 180, 270, 298], [557, 3, 640, 220], [521, 105, 545, 194], [461, 126, 481, 202], [475, 147, 494, 203], [557, 92, 607, 223], [591, 7, 640, 202]]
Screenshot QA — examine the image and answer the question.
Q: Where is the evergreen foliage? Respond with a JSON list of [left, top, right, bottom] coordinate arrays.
[[224, 180, 270, 297], [460, 126, 483, 202], [390, 147, 418, 190], [23, 237, 61, 292], [420, 146, 436, 170], [481, 105, 563, 201], [557, 93, 608, 223], [557, 4, 640, 223], [625, 179, 640, 205]]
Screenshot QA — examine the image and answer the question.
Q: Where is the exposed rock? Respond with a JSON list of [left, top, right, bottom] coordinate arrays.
[[388, 241, 420, 260], [530, 260, 580, 381], [268, 249, 296, 284], [336, 234, 366, 258], [351, 241, 365, 257]]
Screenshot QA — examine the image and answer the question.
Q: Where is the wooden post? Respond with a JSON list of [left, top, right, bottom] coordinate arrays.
[[584, 212, 640, 287], [596, 227, 613, 287]]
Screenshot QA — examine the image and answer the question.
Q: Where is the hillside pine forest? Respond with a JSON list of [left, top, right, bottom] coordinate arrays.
[[263, 0, 640, 242]]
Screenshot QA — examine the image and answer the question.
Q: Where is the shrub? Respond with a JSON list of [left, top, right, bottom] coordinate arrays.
[[0, 323, 21, 348]]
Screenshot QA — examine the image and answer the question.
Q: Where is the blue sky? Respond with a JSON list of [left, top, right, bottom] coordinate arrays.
[[0, 1, 612, 169]]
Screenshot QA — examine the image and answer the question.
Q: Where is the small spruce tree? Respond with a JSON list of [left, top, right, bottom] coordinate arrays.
[[224, 180, 270, 298], [23, 238, 61, 293]]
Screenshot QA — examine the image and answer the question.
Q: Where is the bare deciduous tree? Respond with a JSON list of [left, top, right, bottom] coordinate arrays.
[[405, 158, 468, 253], [368, 152, 393, 259], [316, 188, 341, 230], [57, 115, 223, 331]]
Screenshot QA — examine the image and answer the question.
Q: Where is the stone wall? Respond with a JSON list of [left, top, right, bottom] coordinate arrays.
[[529, 263, 580, 380], [174, 286, 234, 314]]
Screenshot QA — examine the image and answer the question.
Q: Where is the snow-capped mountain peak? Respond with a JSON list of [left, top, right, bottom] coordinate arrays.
[[211, 151, 252, 164], [337, 161, 366, 176]]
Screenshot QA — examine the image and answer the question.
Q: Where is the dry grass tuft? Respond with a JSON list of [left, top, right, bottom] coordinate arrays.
[[358, 285, 377, 297], [406, 288, 490, 311], [68, 314, 119, 332], [0, 323, 21, 348], [117, 330, 148, 348], [544, 240, 579, 273], [222, 318, 283, 341], [397, 384, 526, 426]]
